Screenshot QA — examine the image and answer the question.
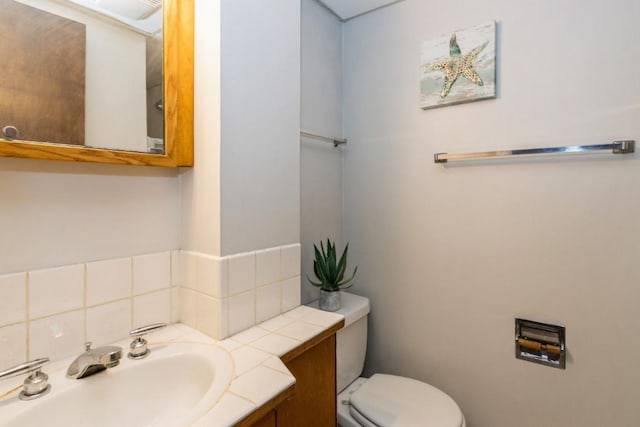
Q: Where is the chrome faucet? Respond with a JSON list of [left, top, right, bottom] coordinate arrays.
[[128, 323, 167, 360], [0, 357, 51, 400], [66, 342, 122, 379]]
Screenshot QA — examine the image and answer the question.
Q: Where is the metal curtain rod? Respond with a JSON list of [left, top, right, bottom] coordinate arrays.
[[300, 129, 347, 147], [434, 140, 635, 164]]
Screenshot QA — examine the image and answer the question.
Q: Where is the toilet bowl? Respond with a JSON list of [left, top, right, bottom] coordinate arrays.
[[337, 374, 466, 427], [308, 292, 465, 427]]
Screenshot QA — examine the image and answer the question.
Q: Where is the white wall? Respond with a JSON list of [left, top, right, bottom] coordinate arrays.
[[178, 0, 303, 339], [0, 158, 179, 274], [181, 0, 301, 259], [342, 1, 640, 426], [219, 0, 301, 256], [180, 0, 222, 257], [300, 0, 344, 303]]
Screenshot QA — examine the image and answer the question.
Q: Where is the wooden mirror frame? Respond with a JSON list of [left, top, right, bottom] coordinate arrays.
[[0, 0, 193, 167]]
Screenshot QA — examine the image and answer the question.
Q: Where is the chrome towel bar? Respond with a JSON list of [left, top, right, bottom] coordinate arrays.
[[434, 140, 635, 164], [300, 129, 347, 147]]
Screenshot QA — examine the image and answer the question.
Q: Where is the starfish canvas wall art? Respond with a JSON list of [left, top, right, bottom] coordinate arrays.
[[420, 21, 496, 109]]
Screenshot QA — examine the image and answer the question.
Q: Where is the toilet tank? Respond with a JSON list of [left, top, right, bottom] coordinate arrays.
[[334, 292, 370, 393]]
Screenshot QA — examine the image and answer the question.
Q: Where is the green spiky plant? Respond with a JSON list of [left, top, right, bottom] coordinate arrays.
[[307, 239, 358, 292]]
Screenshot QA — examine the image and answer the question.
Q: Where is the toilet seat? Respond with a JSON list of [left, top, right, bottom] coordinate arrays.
[[349, 374, 464, 427]]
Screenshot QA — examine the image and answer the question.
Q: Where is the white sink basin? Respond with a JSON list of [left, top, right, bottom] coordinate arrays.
[[0, 342, 234, 427]]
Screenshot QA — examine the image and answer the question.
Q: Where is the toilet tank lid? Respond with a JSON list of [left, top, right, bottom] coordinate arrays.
[[334, 292, 370, 327]]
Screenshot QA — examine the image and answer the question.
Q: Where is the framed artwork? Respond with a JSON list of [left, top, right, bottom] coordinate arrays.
[[420, 21, 496, 109]]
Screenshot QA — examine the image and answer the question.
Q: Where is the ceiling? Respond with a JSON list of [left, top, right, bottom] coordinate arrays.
[[317, 0, 404, 20]]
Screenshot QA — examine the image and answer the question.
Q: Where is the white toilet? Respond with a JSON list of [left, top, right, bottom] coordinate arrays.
[[309, 292, 466, 427]]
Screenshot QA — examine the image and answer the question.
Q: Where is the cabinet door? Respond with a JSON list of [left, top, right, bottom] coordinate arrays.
[[251, 410, 276, 427], [277, 335, 336, 427]]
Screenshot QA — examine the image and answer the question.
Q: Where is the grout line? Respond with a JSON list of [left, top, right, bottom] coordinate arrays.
[[169, 251, 174, 323], [28, 307, 87, 323], [129, 256, 134, 327], [225, 389, 259, 407], [0, 319, 29, 329], [83, 263, 87, 345], [261, 361, 295, 376], [224, 295, 230, 340], [25, 272, 30, 360], [253, 254, 257, 328], [85, 295, 133, 310], [279, 280, 284, 315], [194, 252, 200, 332]]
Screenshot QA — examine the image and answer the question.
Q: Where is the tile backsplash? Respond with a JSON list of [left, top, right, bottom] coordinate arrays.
[[178, 244, 302, 340], [0, 251, 178, 368], [0, 244, 301, 368]]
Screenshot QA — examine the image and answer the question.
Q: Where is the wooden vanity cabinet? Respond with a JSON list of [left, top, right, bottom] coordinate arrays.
[[250, 411, 276, 427], [236, 322, 342, 427], [276, 333, 337, 427]]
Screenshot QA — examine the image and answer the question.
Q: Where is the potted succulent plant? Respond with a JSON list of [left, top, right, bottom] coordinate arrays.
[[307, 239, 358, 311]]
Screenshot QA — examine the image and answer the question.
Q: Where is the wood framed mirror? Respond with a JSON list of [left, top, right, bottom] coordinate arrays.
[[0, 0, 193, 167]]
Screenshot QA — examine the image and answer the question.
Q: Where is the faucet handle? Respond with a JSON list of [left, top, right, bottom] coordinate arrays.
[[129, 322, 167, 338], [128, 322, 167, 360], [0, 357, 51, 401]]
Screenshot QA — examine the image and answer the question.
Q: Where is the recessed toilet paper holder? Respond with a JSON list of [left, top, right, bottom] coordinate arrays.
[[515, 318, 565, 369]]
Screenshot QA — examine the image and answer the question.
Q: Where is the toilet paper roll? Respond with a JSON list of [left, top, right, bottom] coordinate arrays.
[[517, 338, 561, 355]]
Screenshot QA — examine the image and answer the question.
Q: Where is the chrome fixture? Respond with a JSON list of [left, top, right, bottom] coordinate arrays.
[[515, 319, 566, 369], [300, 129, 347, 147], [434, 140, 635, 163], [128, 323, 167, 360], [0, 357, 51, 400], [66, 342, 123, 379]]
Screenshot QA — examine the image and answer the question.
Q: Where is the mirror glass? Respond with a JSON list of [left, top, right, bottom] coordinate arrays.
[[0, 0, 165, 154]]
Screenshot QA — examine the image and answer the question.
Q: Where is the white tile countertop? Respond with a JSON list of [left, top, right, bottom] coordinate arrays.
[[0, 305, 343, 427], [162, 305, 344, 426]]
